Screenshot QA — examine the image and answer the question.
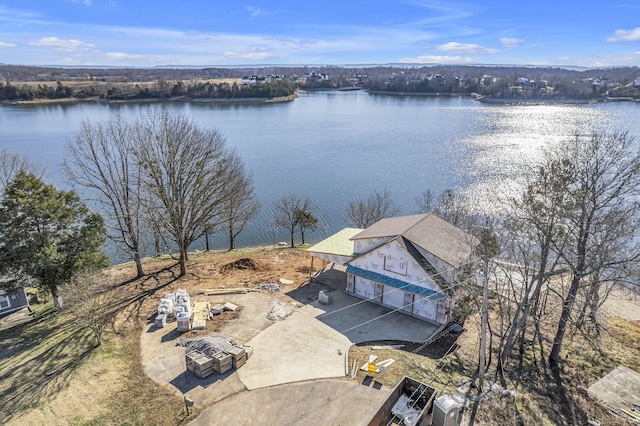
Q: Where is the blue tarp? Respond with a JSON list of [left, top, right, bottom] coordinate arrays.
[[346, 265, 445, 300]]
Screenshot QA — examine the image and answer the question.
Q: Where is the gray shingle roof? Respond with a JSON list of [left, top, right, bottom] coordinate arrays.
[[352, 213, 478, 267]]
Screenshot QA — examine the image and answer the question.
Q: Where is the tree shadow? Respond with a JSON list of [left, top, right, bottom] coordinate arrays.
[[0, 327, 97, 421]]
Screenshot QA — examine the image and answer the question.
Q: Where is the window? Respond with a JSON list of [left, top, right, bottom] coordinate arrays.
[[0, 293, 9, 310], [383, 255, 408, 276]]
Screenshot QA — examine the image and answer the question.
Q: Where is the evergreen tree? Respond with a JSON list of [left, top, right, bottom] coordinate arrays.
[[0, 171, 108, 305]]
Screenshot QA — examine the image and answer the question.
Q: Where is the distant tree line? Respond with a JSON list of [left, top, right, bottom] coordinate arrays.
[[0, 79, 296, 102], [0, 81, 75, 101]]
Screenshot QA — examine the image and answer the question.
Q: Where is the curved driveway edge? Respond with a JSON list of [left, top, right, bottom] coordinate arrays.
[[237, 308, 351, 390]]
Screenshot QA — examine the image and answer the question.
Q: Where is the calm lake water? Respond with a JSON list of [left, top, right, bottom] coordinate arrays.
[[1, 91, 639, 257]]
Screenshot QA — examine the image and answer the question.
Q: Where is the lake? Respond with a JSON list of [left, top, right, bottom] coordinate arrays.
[[1, 91, 639, 256]]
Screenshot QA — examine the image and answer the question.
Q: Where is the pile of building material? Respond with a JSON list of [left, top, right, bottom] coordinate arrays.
[[255, 283, 283, 292], [180, 336, 253, 379], [192, 301, 211, 330], [176, 312, 191, 332], [318, 289, 333, 305], [359, 355, 396, 374], [154, 293, 177, 328], [267, 301, 292, 321], [212, 351, 233, 374], [175, 289, 192, 317], [186, 350, 214, 379], [228, 346, 247, 369], [199, 288, 257, 296], [177, 335, 237, 357]]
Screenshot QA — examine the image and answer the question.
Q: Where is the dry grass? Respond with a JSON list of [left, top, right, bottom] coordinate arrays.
[[349, 293, 640, 426], [0, 247, 311, 425]]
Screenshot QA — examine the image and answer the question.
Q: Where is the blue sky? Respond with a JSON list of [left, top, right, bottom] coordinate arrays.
[[0, 1, 639, 67]]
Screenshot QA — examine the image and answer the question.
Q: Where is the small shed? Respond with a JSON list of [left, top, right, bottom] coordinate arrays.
[[0, 287, 29, 317]]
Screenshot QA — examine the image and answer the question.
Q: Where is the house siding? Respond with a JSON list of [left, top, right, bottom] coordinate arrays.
[[353, 237, 388, 255], [0, 287, 29, 316], [347, 239, 448, 324]]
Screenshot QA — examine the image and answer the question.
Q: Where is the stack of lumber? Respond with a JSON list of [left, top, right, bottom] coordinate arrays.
[[241, 345, 254, 359], [192, 300, 211, 329], [212, 351, 233, 374], [186, 351, 214, 378], [228, 346, 247, 369], [199, 288, 258, 296]]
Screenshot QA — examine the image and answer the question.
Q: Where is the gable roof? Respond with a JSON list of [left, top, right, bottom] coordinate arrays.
[[351, 213, 478, 267]]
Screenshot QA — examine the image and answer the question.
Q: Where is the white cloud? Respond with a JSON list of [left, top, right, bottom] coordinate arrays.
[[607, 27, 640, 42], [67, 0, 92, 5], [436, 42, 500, 54], [245, 6, 267, 18], [29, 37, 95, 51], [399, 55, 474, 64], [565, 51, 640, 67], [0, 41, 17, 48], [106, 52, 162, 62], [501, 37, 523, 48], [224, 46, 276, 61]]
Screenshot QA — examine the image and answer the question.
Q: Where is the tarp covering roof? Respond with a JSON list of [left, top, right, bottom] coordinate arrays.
[[346, 265, 445, 300], [307, 227, 362, 257]]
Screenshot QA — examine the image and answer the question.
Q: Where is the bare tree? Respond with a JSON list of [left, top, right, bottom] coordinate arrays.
[[59, 270, 115, 346], [345, 189, 399, 228], [435, 189, 468, 226], [273, 195, 314, 247], [547, 132, 640, 370], [133, 110, 241, 276], [496, 158, 571, 372], [64, 117, 146, 277], [0, 149, 44, 189], [415, 188, 435, 213], [219, 159, 260, 251]]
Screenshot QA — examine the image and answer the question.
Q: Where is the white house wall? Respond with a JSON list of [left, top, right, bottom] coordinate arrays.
[[353, 237, 389, 255], [412, 296, 438, 321], [308, 252, 352, 265], [350, 239, 440, 293], [382, 285, 405, 310], [354, 276, 376, 300], [415, 246, 456, 285], [347, 239, 451, 324]]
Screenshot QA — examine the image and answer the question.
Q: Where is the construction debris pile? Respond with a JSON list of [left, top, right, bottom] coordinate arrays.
[[179, 335, 253, 379], [267, 301, 292, 321], [219, 258, 264, 273], [255, 283, 282, 292], [391, 394, 421, 426], [177, 335, 237, 356]]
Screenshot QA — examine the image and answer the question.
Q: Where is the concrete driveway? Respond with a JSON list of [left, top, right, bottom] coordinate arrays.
[[236, 289, 441, 391], [190, 378, 389, 426], [236, 307, 351, 390], [306, 290, 441, 344]]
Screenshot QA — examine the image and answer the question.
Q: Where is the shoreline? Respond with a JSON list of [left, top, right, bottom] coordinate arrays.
[[367, 90, 462, 97], [3, 93, 298, 106], [476, 96, 640, 105]]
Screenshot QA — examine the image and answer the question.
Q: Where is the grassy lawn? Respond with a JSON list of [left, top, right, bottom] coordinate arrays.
[[0, 259, 191, 425]]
